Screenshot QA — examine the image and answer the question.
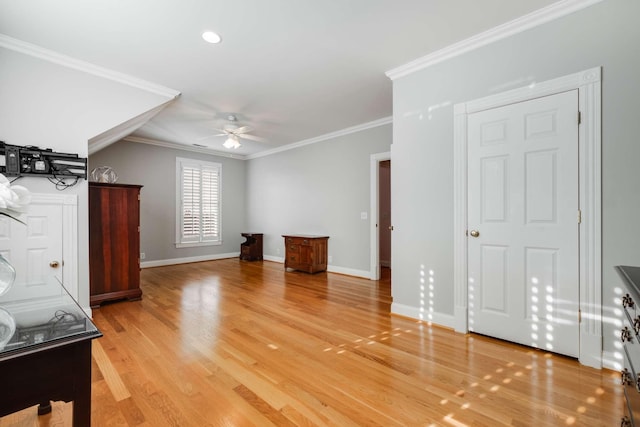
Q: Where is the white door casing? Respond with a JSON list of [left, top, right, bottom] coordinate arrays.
[[453, 67, 602, 368], [0, 193, 78, 301], [467, 90, 579, 357]]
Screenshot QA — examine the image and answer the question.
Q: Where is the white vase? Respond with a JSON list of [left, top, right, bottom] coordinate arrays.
[[0, 306, 15, 350], [0, 254, 15, 297]]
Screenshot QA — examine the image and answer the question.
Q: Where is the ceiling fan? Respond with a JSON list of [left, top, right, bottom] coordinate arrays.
[[199, 114, 265, 149]]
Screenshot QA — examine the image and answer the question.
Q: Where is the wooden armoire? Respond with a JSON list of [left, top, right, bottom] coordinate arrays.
[[89, 182, 143, 307]]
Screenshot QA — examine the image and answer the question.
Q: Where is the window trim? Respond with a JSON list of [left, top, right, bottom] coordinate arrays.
[[175, 157, 222, 248]]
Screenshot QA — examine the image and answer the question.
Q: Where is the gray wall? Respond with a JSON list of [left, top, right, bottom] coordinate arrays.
[[245, 124, 392, 275], [89, 141, 246, 263], [391, 0, 640, 368]]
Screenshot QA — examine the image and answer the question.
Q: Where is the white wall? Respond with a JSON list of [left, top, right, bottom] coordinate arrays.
[[89, 141, 246, 264], [246, 124, 392, 276], [0, 46, 175, 309], [390, 0, 640, 368]]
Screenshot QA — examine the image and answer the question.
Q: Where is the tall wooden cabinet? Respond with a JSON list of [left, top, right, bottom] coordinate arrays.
[[89, 182, 143, 307]]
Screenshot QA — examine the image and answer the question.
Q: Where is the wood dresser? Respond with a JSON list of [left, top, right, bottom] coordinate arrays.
[[282, 235, 329, 273], [89, 182, 143, 307], [617, 265, 640, 426]]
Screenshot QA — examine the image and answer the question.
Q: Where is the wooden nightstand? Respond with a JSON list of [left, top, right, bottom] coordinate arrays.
[[240, 233, 263, 261]]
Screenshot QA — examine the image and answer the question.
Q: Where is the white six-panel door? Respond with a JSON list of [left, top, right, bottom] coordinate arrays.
[[0, 197, 64, 300], [467, 90, 579, 357]]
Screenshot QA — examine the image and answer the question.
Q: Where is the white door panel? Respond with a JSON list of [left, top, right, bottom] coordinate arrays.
[[468, 90, 579, 358], [0, 202, 63, 300]]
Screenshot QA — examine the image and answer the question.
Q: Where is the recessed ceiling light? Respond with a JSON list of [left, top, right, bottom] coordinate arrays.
[[202, 31, 221, 44]]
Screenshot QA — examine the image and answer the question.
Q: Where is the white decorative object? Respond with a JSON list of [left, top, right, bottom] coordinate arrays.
[[0, 172, 30, 298], [90, 166, 118, 183], [0, 306, 15, 350], [0, 173, 30, 224]]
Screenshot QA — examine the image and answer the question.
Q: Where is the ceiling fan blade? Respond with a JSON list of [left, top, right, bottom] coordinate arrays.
[[209, 128, 228, 134], [238, 133, 267, 143], [196, 132, 227, 141], [232, 126, 252, 135]]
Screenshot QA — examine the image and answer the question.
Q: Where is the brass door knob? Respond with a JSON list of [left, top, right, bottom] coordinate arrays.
[[49, 261, 60, 268], [469, 230, 480, 238]]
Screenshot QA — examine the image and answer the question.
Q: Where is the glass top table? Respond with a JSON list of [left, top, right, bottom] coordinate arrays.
[[0, 276, 102, 426], [0, 276, 101, 358]]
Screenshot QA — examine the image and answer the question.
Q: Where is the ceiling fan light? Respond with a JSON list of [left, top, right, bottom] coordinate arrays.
[[223, 135, 240, 149], [202, 31, 222, 44]]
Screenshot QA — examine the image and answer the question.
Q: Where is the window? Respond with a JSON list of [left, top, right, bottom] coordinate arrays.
[[176, 157, 221, 247]]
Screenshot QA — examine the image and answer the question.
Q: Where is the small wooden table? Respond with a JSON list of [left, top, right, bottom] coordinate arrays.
[[240, 233, 263, 261], [0, 278, 102, 426]]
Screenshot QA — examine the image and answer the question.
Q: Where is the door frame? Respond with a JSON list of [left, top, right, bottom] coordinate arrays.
[[370, 151, 391, 280], [452, 67, 602, 368]]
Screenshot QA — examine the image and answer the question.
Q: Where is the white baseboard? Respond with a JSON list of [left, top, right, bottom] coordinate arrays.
[[391, 302, 456, 329], [327, 265, 371, 279], [263, 255, 284, 263], [580, 332, 604, 369], [262, 256, 371, 279], [602, 349, 622, 372], [141, 252, 240, 268]]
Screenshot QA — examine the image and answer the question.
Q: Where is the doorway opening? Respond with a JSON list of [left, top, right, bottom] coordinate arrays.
[[370, 152, 391, 281]]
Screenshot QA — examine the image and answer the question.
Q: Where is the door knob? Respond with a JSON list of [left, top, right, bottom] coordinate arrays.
[[389, 226, 394, 231], [469, 230, 480, 238], [49, 261, 60, 268]]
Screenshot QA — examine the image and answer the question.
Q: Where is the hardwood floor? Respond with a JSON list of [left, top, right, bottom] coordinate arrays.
[[1, 259, 622, 426]]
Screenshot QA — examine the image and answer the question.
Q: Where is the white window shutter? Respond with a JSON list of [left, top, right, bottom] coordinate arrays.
[[177, 158, 222, 246]]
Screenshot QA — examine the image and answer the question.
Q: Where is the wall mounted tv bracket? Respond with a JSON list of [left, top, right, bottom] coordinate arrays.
[[0, 142, 87, 179]]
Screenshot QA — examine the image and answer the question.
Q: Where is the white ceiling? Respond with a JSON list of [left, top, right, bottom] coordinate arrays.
[[0, 0, 563, 157]]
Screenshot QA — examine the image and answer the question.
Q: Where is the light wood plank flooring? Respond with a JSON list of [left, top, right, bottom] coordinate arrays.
[[1, 259, 622, 426]]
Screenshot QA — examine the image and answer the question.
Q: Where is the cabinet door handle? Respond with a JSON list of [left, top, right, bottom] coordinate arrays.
[[633, 317, 640, 335]]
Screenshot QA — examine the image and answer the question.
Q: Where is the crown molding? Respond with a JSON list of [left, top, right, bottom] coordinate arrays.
[[386, 0, 605, 80], [123, 136, 247, 160], [246, 116, 392, 160], [0, 33, 180, 99], [122, 116, 392, 161], [88, 100, 177, 155]]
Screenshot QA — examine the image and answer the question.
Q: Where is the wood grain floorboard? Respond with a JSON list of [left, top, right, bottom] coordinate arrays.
[[0, 259, 623, 426]]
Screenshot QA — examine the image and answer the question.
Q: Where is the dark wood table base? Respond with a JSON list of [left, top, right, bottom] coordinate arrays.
[[0, 340, 93, 426]]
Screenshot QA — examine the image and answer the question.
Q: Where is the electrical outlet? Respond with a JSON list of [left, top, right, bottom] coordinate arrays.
[[140, 252, 146, 260], [361, 212, 368, 220], [328, 255, 333, 263]]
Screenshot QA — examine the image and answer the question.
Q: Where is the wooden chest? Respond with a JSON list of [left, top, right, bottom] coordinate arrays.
[[282, 235, 329, 273]]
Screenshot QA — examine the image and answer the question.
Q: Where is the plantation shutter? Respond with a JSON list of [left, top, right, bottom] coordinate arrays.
[[200, 165, 220, 241], [178, 159, 221, 245]]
